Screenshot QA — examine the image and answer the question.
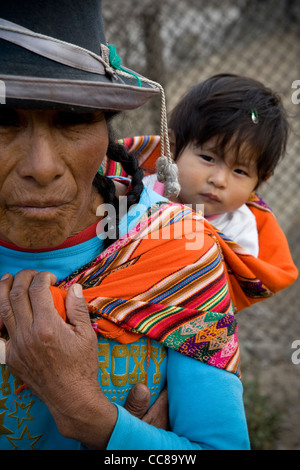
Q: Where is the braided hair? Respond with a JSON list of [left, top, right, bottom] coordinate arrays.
[[92, 121, 144, 249]]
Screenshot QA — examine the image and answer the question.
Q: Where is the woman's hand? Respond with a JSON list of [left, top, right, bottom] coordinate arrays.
[[0, 270, 117, 449], [124, 384, 169, 430]]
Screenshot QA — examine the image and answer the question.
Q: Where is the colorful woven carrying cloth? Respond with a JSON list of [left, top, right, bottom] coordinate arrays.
[[99, 135, 161, 178], [50, 202, 241, 376], [210, 193, 298, 311], [100, 135, 298, 312], [49, 136, 297, 379]]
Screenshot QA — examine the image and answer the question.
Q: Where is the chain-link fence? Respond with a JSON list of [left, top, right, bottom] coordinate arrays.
[[103, 0, 300, 449]]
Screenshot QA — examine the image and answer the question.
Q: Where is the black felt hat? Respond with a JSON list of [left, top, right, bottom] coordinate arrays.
[[0, 0, 159, 111]]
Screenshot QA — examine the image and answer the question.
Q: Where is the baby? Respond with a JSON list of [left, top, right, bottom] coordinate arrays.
[[144, 73, 289, 256]]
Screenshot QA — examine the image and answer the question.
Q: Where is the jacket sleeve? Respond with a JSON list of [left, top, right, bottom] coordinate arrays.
[[106, 350, 250, 450], [206, 207, 298, 312]]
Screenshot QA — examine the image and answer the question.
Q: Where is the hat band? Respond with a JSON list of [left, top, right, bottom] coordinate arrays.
[[0, 18, 111, 76]]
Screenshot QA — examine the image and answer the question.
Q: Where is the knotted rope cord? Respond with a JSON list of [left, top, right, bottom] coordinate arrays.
[[106, 45, 180, 198], [107, 44, 142, 87]]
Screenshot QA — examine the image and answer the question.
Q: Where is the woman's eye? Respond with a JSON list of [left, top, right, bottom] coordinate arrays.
[[0, 110, 20, 127], [55, 112, 96, 127]]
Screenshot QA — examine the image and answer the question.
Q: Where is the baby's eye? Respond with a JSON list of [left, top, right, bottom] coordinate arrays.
[[199, 154, 215, 163], [234, 168, 248, 176]]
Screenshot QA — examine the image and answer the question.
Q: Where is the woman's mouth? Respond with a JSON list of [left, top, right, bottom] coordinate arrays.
[[8, 201, 68, 218]]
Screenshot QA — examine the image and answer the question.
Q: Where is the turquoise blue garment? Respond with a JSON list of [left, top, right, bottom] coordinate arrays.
[[109, 351, 250, 450], [0, 183, 250, 450], [0, 184, 168, 450]]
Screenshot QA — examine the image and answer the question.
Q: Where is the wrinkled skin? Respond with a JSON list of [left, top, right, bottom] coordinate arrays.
[[0, 270, 168, 448], [0, 108, 168, 448]]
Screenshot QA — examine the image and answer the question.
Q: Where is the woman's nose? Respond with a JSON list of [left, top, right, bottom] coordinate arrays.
[[18, 128, 64, 186]]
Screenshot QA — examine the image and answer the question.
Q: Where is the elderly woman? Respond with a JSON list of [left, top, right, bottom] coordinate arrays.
[[0, 0, 250, 450]]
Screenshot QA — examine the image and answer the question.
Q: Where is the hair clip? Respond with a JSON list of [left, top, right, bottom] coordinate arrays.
[[251, 107, 259, 124]]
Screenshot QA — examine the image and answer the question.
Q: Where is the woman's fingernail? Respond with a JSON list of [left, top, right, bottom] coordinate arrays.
[[73, 284, 83, 298], [0, 338, 6, 364], [1, 273, 10, 281]]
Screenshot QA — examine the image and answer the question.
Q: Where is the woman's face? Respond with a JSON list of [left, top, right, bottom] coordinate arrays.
[[0, 108, 108, 249]]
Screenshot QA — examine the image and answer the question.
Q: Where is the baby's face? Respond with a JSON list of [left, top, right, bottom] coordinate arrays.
[[174, 137, 259, 217]]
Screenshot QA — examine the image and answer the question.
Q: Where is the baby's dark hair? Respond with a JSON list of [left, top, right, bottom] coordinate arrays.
[[169, 74, 289, 186]]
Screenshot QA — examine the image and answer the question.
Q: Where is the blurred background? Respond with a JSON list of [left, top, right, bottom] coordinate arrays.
[[103, 0, 300, 449]]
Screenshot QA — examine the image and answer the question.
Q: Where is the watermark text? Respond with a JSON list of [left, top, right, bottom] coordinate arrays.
[[291, 80, 300, 104], [0, 80, 5, 104], [291, 340, 300, 364], [96, 198, 205, 250]]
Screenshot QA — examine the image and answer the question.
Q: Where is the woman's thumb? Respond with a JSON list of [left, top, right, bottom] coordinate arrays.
[[65, 284, 90, 326]]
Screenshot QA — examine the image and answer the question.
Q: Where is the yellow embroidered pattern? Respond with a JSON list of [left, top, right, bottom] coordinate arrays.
[[0, 336, 167, 449]]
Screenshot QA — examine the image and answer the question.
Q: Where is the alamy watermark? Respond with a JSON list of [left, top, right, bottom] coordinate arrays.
[[95, 198, 205, 251], [291, 340, 300, 365], [0, 80, 6, 104], [290, 81, 299, 362], [291, 80, 300, 104]]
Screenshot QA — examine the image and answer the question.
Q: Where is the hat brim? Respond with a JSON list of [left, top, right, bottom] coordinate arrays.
[[1, 74, 159, 112]]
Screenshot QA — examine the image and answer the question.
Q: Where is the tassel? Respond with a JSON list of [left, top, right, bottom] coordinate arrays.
[[156, 155, 181, 198]]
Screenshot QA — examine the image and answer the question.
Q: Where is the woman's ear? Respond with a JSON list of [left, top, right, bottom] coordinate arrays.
[[168, 129, 176, 158]]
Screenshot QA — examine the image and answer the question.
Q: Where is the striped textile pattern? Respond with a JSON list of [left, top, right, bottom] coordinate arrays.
[[55, 202, 240, 376]]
